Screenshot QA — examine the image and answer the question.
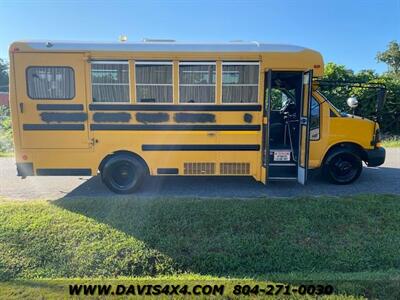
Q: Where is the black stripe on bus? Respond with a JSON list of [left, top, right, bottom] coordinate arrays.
[[93, 112, 132, 123], [174, 113, 216, 123], [90, 124, 260, 131], [23, 124, 85, 131], [36, 168, 92, 176], [142, 144, 260, 151], [37, 104, 84, 111], [40, 112, 88, 123], [89, 104, 262, 112], [136, 112, 169, 123], [157, 168, 179, 175]]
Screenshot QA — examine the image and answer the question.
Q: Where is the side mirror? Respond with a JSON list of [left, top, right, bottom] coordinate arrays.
[[347, 97, 358, 108]]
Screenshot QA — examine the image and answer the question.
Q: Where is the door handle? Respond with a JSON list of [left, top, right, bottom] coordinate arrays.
[[207, 131, 216, 137], [19, 103, 24, 113]]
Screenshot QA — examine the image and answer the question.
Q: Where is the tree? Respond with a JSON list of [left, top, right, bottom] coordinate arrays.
[[0, 59, 9, 92], [324, 62, 354, 81], [319, 62, 400, 134], [376, 41, 400, 75], [320, 63, 360, 112], [0, 59, 11, 151]]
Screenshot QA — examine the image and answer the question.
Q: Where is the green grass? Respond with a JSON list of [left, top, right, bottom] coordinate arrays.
[[382, 136, 400, 148], [0, 277, 367, 299], [1, 195, 400, 298], [0, 152, 13, 157]]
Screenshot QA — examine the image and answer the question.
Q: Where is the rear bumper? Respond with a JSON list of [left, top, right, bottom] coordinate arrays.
[[16, 162, 92, 177], [16, 162, 34, 177], [365, 147, 386, 167]]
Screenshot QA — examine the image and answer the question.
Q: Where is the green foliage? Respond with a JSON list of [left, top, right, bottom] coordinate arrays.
[[317, 42, 400, 134], [319, 63, 400, 134], [0, 58, 8, 92], [382, 136, 400, 148], [0, 59, 13, 153], [0, 105, 13, 153], [270, 88, 285, 110], [319, 63, 356, 112], [378, 75, 400, 133], [376, 41, 400, 75]]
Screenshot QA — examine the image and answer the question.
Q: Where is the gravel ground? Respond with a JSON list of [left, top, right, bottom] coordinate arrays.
[[0, 148, 399, 200]]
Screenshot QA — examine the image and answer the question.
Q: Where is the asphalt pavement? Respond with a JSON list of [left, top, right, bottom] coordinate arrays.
[[0, 148, 399, 200]]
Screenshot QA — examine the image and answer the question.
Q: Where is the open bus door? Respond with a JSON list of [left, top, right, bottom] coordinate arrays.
[[261, 69, 272, 183], [297, 70, 313, 185], [263, 69, 312, 185]]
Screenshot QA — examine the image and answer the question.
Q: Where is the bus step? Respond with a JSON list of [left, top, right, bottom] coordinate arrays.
[[269, 163, 296, 166], [268, 177, 297, 181], [268, 165, 297, 178]]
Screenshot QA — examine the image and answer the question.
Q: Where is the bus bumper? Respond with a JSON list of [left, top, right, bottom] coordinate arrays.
[[365, 147, 386, 167]]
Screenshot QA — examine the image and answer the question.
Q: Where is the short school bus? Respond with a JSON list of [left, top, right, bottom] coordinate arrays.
[[8, 40, 385, 193]]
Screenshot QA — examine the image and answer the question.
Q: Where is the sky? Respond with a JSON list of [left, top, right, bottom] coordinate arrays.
[[0, 0, 399, 73]]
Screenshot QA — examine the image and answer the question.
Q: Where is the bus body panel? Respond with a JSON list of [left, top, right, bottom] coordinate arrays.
[[9, 41, 381, 183], [12, 52, 90, 149]]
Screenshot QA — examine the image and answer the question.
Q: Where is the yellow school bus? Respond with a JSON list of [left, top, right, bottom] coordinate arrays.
[[8, 40, 386, 193]]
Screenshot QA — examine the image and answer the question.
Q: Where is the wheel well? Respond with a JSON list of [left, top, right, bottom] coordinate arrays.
[[323, 142, 367, 165], [98, 151, 149, 175]]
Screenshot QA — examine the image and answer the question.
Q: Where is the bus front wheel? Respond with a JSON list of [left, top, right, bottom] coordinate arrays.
[[323, 151, 362, 184], [101, 154, 146, 194]]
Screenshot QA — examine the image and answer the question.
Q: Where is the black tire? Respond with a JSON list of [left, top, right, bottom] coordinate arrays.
[[101, 154, 146, 194], [323, 151, 362, 185]]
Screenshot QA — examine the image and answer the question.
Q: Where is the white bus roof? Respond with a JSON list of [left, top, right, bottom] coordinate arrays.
[[12, 40, 310, 53]]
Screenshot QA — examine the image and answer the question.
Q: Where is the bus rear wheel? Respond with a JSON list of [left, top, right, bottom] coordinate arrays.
[[323, 151, 362, 184], [101, 154, 146, 194]]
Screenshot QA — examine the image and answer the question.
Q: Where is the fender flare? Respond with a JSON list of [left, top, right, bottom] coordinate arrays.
[[322, 142, 366, 167]]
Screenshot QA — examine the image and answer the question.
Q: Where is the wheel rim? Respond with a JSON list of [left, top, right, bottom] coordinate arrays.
[[329, 154, 359, 183], [110, 162, 137, 189]]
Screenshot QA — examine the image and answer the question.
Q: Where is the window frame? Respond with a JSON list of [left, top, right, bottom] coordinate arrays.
[[221, 61, 260, 104], [135, 61, 173, 104], [90, 60, 130, 103], [310, 96, 321, 141], [26, 66, 75, 100], [178, 61, 217, 104]]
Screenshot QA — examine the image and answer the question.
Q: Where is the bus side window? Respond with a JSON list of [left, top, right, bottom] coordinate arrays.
[[222, 63, 259, 103], [27, 66, 75, 100], [91, 61, 130, 103], [179, 63, 216, 103], [135, 62, 173, 103], [310, 97, 320, 140]]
